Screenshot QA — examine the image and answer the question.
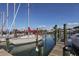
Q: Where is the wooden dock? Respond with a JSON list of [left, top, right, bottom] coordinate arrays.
[[49, 42, 64, 56], [0, 49, 12, 56]]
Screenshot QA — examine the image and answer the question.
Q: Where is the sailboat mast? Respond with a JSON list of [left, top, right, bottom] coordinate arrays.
[[1, 12, 4, 36], [28, 3, 30, 35], [7, 3, 8, 32], [28, 3, 30, 28], [14, 3, 16, 29]]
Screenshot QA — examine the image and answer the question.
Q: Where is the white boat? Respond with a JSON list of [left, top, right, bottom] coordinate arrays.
[[71, 33, 79, 48], [8, 35, 42, 54], [71, 33, 79, 55]]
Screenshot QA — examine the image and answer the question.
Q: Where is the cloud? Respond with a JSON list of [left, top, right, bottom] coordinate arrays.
[[67, 22, 79, 28], [67, 22, 79, 25], [38, 25, 46, 28]]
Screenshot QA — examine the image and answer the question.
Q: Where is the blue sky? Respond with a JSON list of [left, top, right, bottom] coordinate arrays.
[[0, 3, 79, 30]]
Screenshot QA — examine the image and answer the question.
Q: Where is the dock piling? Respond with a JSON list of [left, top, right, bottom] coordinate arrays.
[[43, 30, 47, 56], [54, 25, 58, 44], [63, 24, 67, 45], [63, 24, 67, 56], [58, 28, 61, 42], [35, 28, 39, 55], [13, 29, 17, 38], [6, 37, 10, 52]]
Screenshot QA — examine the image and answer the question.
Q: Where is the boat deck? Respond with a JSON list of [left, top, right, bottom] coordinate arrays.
[[10, 35, 42, 45], [0, 35, 42, 45]]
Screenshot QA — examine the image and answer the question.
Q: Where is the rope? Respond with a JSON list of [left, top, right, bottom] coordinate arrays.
[[9, 3, 21, 31]]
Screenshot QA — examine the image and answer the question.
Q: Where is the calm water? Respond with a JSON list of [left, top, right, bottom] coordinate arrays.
[[12, 34, 55, 56]]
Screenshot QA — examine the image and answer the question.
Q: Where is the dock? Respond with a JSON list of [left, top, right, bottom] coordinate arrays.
[[0, 49, 12, 56], [49, 42, 64, 56]]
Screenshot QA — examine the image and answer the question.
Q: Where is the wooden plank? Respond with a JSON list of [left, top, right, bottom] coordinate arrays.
[[49, 42, 64, 56], [0, 49, 12, 56]]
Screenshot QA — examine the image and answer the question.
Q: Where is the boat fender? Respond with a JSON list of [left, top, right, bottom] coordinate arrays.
[[36, 47, 39, 52], [8, 44, 15, 52]]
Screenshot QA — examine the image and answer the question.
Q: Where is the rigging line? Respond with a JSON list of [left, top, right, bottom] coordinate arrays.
[[9, 3, 21, 31]]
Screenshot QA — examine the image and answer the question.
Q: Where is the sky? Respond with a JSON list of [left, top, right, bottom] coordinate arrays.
[[0, 3, 79, 30]]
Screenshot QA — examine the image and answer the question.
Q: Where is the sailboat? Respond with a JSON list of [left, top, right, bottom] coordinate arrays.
[[6, 3, 42, 54]]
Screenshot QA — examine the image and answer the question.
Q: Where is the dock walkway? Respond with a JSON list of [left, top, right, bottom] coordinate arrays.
[[49, 42, 64, 56], [0, 49, 12, 56]]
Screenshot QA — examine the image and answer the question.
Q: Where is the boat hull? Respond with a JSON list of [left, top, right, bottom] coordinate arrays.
[[10, 40, 42, 54]]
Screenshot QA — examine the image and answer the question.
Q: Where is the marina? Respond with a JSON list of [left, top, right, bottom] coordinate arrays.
[[0, 3, 79, 56]]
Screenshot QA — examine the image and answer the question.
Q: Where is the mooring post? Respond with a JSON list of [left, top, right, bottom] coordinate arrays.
[[63, 24, 67, 56], [58, 28, 59, 41], [35, 28, 40, 55], [6, 37, 10, 52], [54, 25, 57, 44], [58, 28, 61, 42], [14, 29, 17, 38], [43, 30, 47, 55], [63, 24, 67, 45]]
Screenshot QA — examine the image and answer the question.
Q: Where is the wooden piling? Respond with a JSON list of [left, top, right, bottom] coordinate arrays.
[[35, 28, 39, 55], [36, 28, 39, 48], [43, 30, 47, 55], [63, 24, 67, 56], [63, 24, 67, 45], [58, 28, 61, 42], [6, 37, 10, 52], [13, 29, 17, 38], [40, 46, 44, 56], [54, 25, 58, 44]]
